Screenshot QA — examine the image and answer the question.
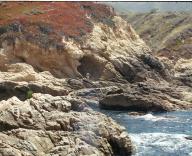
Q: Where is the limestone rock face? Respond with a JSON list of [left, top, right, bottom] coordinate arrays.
[[80, 17, 170, 82], [1, 19, 167, 83], [0, 93, 133, 156]]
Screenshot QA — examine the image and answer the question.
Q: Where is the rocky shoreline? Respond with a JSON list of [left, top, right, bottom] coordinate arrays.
[[0, 2, 192, 156], [0, 62, 136, 155], [0, 71, 191, 155], [0, 93, 133, 155]]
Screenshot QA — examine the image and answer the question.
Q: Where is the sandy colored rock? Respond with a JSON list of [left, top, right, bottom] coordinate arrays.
[[0, 93, 133, 156], [0, 2, 192, 156]]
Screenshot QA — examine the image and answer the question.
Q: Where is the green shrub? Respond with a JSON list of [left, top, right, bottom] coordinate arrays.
[[26, 90, 33, 99], [0, 26, 7, 35], [175, 38, 182, 46], [24, 8, 45, 16]]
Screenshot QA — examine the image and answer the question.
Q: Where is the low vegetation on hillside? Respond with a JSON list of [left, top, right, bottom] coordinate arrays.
[[0, 2, 115, 46], [121, 11, 192, 61]]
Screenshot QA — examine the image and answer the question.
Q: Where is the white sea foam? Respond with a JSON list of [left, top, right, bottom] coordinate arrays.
[[134, 113, 176, 122], [130, 133, 192, 156]]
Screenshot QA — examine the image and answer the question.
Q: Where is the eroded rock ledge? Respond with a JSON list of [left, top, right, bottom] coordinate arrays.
[[99, 82, 192, 112]]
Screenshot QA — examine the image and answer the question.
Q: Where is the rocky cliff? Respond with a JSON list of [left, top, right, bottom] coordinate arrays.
[[121, 11, 192, 87], [0, 2, 166, 82], [0, 2, 192, 156]]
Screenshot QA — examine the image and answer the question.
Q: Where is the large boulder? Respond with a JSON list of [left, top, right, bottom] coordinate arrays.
[[99, 82, 192, 112]]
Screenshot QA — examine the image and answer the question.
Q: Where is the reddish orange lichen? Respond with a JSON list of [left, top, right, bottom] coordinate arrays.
[[0, 2, 115, 39]]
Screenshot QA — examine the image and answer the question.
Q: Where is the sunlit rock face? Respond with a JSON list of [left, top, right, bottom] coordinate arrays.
[[0, 2, 191, 112], [0, 2, 191, 110], [0, 93, 133, 156], [0, 2, 137, 156], [0, 2, 168, 83], [0, 2, 192, 156]]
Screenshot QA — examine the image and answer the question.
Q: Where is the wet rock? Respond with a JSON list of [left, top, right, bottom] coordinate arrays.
[[100, 93, 169, 112], [185, 136, 192, 140], [128, 112, 146, 116]]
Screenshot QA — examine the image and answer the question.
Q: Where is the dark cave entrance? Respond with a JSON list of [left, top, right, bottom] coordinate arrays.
[[77, 55, 106, 80]]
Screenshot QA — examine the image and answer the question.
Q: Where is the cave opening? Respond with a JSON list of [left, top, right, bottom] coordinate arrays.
[[77, 55, 106, 80]]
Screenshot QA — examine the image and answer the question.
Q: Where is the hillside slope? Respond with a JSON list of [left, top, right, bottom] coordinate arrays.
[[121, 11, 192, 86], [121, 11, 192, 56]]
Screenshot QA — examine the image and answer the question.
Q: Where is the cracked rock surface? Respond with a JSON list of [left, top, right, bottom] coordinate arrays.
[[0, 93, 133, 156]]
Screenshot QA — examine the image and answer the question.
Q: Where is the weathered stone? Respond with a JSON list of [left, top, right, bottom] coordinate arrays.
[[0, 94, 133, 155], [0, 3, 192, 156], [99, 83, 192, 112]]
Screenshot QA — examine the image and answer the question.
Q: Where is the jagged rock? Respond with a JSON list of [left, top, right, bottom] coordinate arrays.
[[67, 78, 84, 89], [0, 62, 73, 100], [0, 93, 133, 155], [0, 3, 156, 82], [69, 86, 123, 99], [185, 136, 192, 140], [0, 2, 192, 156]]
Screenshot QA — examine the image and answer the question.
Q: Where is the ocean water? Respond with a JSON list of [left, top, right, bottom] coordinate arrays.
[[102, 110, 192, 156]]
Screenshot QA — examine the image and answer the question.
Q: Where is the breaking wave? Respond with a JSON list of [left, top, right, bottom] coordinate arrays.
[[103, 110, 192, 155], [130, 133, 192, 156]]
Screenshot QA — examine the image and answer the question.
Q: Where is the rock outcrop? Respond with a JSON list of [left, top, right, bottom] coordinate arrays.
[[0, 2, 191, 112], [0, 2, 192, 155], [0, 62, 73, 100], [99, 82, 192, 112], [0, 2, 143, 155], [0, 93, 133, 156], [0, 2, 169, 84]]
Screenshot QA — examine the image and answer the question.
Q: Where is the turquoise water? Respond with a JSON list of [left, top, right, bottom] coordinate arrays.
[[103, 110, 192, 156]]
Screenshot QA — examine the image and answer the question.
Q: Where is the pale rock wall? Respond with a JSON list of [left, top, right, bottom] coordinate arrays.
[[0, 16, 151, 82]]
